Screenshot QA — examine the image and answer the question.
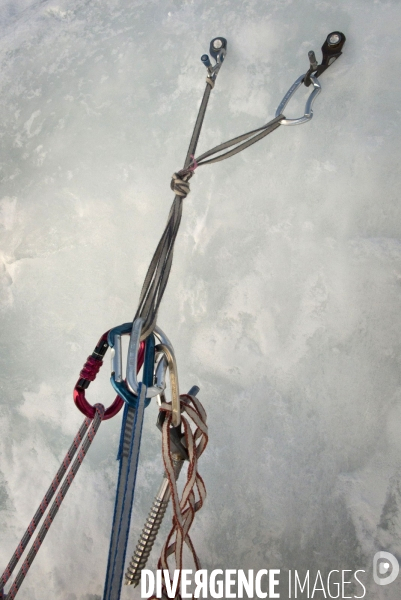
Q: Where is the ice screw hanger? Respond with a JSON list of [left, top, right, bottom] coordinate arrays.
[[201, 37, 227, 85], [304, 31, 346, 86]]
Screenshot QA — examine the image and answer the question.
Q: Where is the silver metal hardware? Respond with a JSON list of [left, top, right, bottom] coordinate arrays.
[[154, 353, 168, 401], [153, 325, 175, 351], [275, 72, 321, 126], [110, 318, 178, 401], [124, 384, 199, 588], [328, 33, 341, 46], [206, 37, 227, 83], [124, 457, 184, 587], [125, 317, 143, 392], [308, 50, 318, 71], [155, 343, 180, 427], [207, 50, 226, 79], [126, 319, 177, 399], [110, 334, 122, 382]]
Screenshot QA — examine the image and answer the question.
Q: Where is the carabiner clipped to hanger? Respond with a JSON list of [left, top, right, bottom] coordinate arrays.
[[275, 31, 346, 126], [276, 73, 321, 126]]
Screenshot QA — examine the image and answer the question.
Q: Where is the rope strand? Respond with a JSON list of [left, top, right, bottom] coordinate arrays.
[[1, 405, 105, 600], [0, 416, 91, 593]]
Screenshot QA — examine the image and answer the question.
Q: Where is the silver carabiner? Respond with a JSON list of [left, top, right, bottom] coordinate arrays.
[[154, 343, 181, 427], [126, 317, 166, 398], [275, 72, 321, 126], [125, 318, 180, 425]]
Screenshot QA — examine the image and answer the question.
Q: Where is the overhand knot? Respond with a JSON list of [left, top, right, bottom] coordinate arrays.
[[171, 169, 193, 198]]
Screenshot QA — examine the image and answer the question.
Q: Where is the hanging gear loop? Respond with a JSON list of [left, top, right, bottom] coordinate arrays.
[[125, 385, 200, 587], [154, 393, 208, 600]]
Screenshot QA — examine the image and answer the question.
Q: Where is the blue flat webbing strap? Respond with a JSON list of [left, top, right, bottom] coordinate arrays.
[[102, 334, 155, 600], [102, 384, 147, 600]]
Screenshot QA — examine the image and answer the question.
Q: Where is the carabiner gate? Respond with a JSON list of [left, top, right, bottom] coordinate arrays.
[[108, 318, 181, 425], [275, 72, 321, 126], [154, 342, 181, 427]]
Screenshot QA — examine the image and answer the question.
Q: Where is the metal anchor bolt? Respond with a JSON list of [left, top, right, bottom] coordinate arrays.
[[308, 50, 318, 71], [328, 33, 341, 46], [124, 457, 184, 587]]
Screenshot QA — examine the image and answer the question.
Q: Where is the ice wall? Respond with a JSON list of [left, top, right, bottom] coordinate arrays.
[[1, 0, 401, 598]]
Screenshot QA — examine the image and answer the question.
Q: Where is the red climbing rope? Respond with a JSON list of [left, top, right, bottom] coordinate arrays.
[[0, 415, 92, 595], [0, 404, 105, 600]]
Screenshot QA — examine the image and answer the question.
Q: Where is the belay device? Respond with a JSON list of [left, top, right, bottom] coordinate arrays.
[[1, 31, 346, 600]]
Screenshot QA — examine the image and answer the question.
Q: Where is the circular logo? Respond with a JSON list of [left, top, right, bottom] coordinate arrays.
[[373, 551, 399, 586]]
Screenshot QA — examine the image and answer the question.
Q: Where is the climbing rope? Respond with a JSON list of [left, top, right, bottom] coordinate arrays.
[[0, 326, 146, 600], [0, 404, 105, 600], [0, 416, 91, 597]]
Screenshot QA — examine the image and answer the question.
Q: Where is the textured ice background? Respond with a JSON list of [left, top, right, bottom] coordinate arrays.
[[0, 0, 401, 598]]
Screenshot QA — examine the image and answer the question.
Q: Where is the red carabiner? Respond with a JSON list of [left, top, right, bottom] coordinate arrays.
[[73, 331, 145, 420]]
